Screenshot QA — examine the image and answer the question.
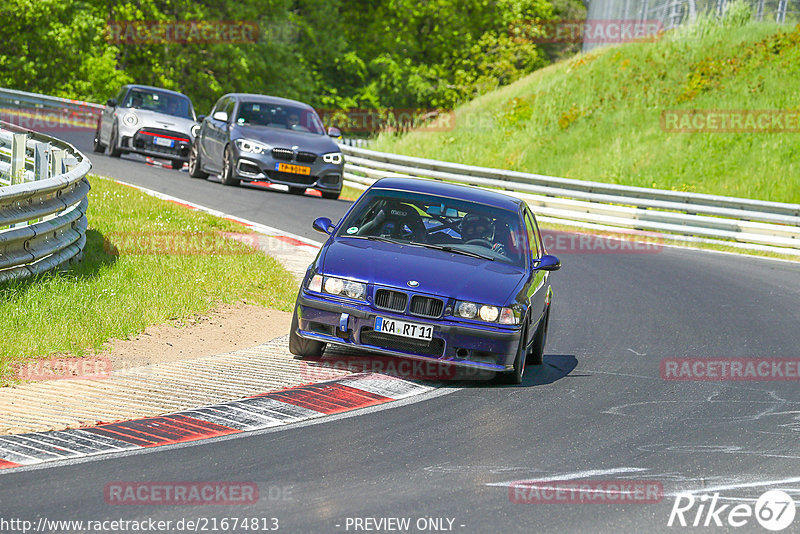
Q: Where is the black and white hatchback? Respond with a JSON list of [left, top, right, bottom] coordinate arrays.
[[93, 84, 197, 170]]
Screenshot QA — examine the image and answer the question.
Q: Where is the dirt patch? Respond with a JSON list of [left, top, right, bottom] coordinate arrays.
[[101, 301, 292, 371]]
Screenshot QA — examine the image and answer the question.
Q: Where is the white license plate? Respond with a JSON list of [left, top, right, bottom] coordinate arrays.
[[153, 137, 174, 147], [374, 316, 433, 341]]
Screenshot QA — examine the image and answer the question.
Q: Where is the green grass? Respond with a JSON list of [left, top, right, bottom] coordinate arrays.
[[372, 16, 800, 204], [341, 183, 367, 202], [0, 176, 297, 382]]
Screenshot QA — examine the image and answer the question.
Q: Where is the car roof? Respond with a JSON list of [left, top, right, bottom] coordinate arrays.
[[125, 85, 191, 98], [370, 177, 524, 212], [222, 93, 314, 110]]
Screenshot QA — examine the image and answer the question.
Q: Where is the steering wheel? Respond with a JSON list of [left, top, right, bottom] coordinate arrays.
[[465, 238, 493, 248]]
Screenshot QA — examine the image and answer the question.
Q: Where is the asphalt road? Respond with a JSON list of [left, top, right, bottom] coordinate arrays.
[[2, 131, 799, 533]]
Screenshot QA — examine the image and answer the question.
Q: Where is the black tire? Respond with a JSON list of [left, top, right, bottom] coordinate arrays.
[[107, 124, 122, 158], [188, 143, 209, 178], [288, 307, 325, 359], [527, 306, 549, 366], [92, 123, 105, 153], [220, 145, 240, 186], [321, 190, 340, 200], [171, 159, 184, 170], [497, 323, 528, 385], [288, 186, 306, 195]]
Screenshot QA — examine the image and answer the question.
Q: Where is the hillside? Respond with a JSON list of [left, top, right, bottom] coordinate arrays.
[[372, 16, 800, 203]]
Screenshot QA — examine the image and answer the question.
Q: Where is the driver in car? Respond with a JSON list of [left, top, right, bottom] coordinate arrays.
[[287, 112, 301, 129], [460, 213, 505, 254]]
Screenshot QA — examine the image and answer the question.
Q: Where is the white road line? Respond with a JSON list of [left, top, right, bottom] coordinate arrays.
[[486, 467, 650, 487]]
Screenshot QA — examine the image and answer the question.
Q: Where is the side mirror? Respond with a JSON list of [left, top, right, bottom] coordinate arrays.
[[197, 114, 206, 122], [107, 98, 117, 108], [327, 126, 342, 138], [534, 254, 561, 271], [313, 217, 335, 235], [212, 111, 228, 122]]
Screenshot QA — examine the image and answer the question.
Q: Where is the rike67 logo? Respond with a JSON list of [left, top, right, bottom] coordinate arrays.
[[668, 490, 796, 531]]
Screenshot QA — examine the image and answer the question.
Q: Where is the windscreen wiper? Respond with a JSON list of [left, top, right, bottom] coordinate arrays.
[[357, 235, 409, 246], [410, 242, 496, 261]]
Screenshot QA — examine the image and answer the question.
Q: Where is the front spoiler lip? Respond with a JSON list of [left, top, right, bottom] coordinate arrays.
[[296, 329, 513, 372], [237, 172, 341, 191], [125, 147, 190, 161]]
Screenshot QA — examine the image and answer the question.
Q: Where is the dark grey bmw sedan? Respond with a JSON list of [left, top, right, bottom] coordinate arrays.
[[189, 93, 344, 199]]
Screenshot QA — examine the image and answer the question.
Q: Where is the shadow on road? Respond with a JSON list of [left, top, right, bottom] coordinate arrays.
[[522, 354, 579, 387]]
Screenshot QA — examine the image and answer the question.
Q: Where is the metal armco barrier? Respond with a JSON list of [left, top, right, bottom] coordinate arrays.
[[340, 145, 800, 255], [0, 120, 91, 283], [0, 87, 103, 128]]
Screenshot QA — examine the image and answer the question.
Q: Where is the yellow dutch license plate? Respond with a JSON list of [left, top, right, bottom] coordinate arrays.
[[275, 162, 311, 175]]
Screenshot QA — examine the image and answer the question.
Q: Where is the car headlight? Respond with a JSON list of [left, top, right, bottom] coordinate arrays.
[[479, 305, 499, 322], [455, 300, 519, 324], [191, 124, 201, 138], [322, 152, 343, 165], [324, 277, 344, 295], [235, 138, 269, 154], [123, 112, 138, 126], [455, 301, 478, 319], [308, 274, 366, 301]]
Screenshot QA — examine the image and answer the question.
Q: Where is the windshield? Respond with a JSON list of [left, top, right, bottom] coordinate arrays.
[[235, 102, 325, 134], [337, 188, 527, 266], [124, 89, 194, 120]]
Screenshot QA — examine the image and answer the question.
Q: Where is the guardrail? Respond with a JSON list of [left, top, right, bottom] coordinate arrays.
[[0, 120, 91, 283], [340, 145, 800, 256], [0, 87, 103, 132]]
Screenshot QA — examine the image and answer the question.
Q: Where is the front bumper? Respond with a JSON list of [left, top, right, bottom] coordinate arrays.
[[120, 129, 192, 161], [231, 147, 343, 193], [295, 292, 521, 375]]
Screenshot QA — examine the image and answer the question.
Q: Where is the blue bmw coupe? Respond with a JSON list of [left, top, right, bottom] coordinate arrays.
[[289, 177, 560, 383]]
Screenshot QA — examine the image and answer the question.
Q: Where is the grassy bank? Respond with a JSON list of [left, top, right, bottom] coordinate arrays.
[[0, 177, 297, 381], [372, 16, 800, 204]]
